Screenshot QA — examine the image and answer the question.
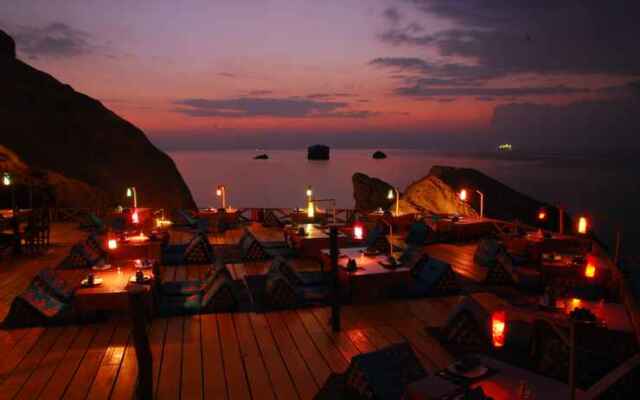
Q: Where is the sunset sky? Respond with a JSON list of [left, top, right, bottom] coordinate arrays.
[[2, 1, 639, 151]]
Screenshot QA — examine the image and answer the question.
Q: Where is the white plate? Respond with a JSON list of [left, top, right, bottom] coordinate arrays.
[[447, 363, 489, 379], [81, 277, 103, 287], [92, 264, 112, 271]]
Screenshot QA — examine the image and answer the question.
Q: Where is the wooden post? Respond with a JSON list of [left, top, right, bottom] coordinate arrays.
[[128, 286, 153, 400], [330, 226, 341, 332], [614, 231, 621, 265], [559, 207, 564, 235], [569, 320, 576, 400]]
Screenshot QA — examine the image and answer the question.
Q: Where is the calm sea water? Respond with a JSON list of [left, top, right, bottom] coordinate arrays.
[[168, 149, 639, 258]]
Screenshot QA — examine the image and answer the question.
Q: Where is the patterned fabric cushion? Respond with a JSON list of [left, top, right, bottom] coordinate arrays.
[[86, 233, 105, 255], [270, 257, 304, 287], [37, 268, 75, 301], [201, 274, 237, 311], [161, 293, 202, 314], [240, 231, 269, 261], [262, 209, 284, 228], [412, 257, 458, 295], [184, 234, 213, 264], [161, 280, 204, 296], [265, 272, 297, 308], [59, 244, 92, 269], [19, 280, 69, 318], [474, 238, 503, 268], [345, 343, 426, 400]]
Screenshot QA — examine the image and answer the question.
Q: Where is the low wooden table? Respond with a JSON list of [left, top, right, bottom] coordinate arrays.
[[285, 223, 350, 258], [406, 355, 585, 399], [198, 208, 240, 230], [323, 247, 411, 303], [66, 263, 155, 315], [434, 217, 495, 242], [107, 237, 162, 262]]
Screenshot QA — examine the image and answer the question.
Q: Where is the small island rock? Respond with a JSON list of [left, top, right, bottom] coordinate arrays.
[[352, 172, 395, 211], [307, 144, 330, 160], [372, 151, 387, 159], [253, 154, 269, 160]]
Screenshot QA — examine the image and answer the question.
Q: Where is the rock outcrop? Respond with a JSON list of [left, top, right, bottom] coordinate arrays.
[[428, 165, 555, 226], [253, 154, 269, 160], [0, 30, 195, 210], [307, 144, 330, 160], [352, 173, 395, 211], [372, 150, 387, 159], [0, 145, 109, 209], [0, 30, 15, 59], [398, 174, 478, 216]]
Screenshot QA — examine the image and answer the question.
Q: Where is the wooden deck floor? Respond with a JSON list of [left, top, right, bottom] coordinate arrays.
[[0, 298, 461, 400]]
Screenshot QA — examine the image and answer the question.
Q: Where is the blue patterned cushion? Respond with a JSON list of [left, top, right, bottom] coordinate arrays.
[[201, 275, 237, 310], [161, 293, 202, 314], [161, 280, 204, 296], [19, 280, 69, 318], [240, 231, 269, 261], [37, 268, 74, 301], [184, 234, 213, 264], [265, 272, 297, 308]]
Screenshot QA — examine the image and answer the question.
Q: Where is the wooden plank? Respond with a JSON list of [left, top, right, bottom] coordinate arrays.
[[175, 266, 187, 282], [62, 322, 129, 399], [38, 325, 98, 400], [0, 327, 44, 382], [109, 337, 138, 400], [14, 326, 79, 400], [344, 329, 376, 354], [280, 310, 332, 387], [360, 327, 392, 350], [218, 313, 251, 400], [201, 314, 227, 400], [85, 322, 130, 400], [233, 313, 276, 400], [157, 316, 184, 400], [309, 308, 361, 362], [249, 313, 299, 400], [266, 312, 318, 400], [149, 317, 168, 396], [181, 314, 203, 400], [0, 327, 63, 399], [295, 309, 349, 373]]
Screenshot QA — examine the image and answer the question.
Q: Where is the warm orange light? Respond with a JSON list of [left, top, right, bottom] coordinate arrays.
[[354, 224, 364, 240], [459, 189, 468, 202], [216, 188, 222, 197], [577, 216, 588, 234], [307, 201, 315, 218], [585, 263, 596, 279], [491, 310, 507, 348], [538, 211, 547, 221], [107, 239, 118, 250], [132, 210, 139, 224]]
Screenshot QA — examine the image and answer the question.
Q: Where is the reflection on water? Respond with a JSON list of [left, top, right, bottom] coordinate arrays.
[[169, 149, 639, 257]]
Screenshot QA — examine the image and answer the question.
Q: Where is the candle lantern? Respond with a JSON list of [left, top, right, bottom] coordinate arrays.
[[491, 310, 507, 348], [353, 222, 364, 240], [577, 216, 589, 234]]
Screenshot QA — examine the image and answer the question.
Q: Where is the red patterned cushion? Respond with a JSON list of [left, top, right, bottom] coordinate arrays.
[[19, 280, 69, 318]]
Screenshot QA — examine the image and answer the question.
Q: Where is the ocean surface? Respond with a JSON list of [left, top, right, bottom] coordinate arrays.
[[168, 149, 639, 258]]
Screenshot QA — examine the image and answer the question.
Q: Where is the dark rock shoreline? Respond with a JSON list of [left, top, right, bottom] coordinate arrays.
[[0, 29, 195, 210]]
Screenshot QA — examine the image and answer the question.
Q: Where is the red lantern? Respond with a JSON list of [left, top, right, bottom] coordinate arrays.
[[491, 310, 507, 348], [584, 262, 596, 279], [577, 216, 588, 234], [353, 223, 364, 240], [132, 210, 140, 224], [538, 210, 547, 221]]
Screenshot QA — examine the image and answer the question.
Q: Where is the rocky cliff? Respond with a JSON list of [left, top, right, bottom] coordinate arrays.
[[354, 166, 561, 229], [0, 29, 195, 210], [428, 166, 554, 226], [398, 174, 478, 216], [0, 145, 109, 208]]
